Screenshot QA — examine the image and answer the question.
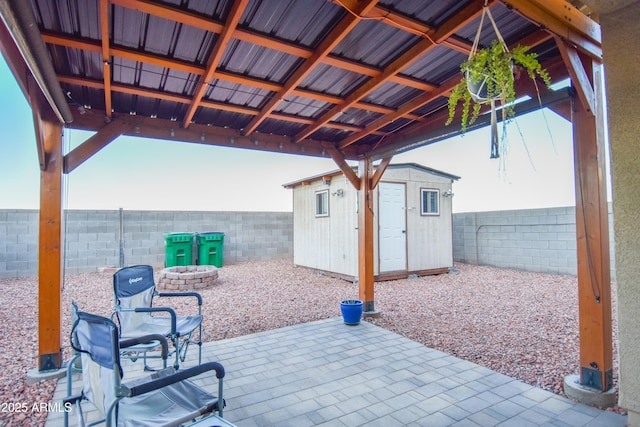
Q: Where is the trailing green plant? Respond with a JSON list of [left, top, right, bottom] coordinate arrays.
[[446, 40, 552, 133]]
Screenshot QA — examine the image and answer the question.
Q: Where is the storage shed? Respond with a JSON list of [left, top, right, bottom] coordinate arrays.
[[284, 163, 460, 281]]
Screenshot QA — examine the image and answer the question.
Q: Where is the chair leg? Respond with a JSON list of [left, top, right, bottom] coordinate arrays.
[[173, 336, 180, 370], [198, 323, 203, 365]]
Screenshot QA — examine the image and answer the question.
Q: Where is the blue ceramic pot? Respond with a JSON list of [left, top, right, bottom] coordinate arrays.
[[340, 300, 363, 325]]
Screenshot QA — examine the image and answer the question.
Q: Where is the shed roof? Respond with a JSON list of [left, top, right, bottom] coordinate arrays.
[[283, 162, 460, 188]]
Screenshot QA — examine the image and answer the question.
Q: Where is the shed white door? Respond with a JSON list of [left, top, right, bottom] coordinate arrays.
[[379, 182, 407, 272]]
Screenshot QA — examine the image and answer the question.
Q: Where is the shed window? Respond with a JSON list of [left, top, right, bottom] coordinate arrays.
[[421, 189, 439, 216], [315, 190, 329, 217]]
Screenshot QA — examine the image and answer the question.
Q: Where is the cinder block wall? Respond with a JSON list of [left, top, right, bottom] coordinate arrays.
[[453, 205, 616, 277], [0, 209, 293, 278], [1, 206, 616, 278]]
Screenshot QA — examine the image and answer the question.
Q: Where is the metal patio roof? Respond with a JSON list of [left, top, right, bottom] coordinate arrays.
[[1, 0, 600, 169]]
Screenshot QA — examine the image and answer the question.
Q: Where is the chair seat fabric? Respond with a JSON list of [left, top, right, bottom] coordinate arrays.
[[118, 368, 218, 427], [119, 315, 203, 339]]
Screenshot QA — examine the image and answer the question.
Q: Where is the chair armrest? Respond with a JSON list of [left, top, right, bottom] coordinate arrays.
[[63, 394, 82, 405], [133, 307, 177, 333], [120, 334, 169, 360], [126, 361, 225, 397], [157, 291, 203, 306]]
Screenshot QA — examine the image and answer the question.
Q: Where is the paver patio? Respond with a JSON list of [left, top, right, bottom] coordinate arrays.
[[47, 318, 627, 427]]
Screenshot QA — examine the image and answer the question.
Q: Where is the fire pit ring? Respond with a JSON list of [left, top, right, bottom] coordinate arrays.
[[157, 265, 218, 291]]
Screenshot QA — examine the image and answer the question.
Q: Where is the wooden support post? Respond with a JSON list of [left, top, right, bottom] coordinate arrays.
[[37, 117, 64, 371], [572, 62, 613, 392], [358, 158, 375, 313]]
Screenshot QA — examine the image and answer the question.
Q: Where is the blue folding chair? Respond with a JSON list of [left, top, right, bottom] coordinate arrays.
[[64, 307, 231, 427], [113, 265, 203, 369]]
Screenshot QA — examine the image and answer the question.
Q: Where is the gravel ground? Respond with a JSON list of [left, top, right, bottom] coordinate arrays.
[[0, 259, 622, 426]]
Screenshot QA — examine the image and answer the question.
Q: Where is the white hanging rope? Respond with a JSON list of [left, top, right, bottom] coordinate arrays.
[[468, 4, 513, 160], [469, 5, 508, 60]]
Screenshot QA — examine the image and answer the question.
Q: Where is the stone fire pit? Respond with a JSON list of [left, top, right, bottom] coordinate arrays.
[[157, 265, 219, 291]]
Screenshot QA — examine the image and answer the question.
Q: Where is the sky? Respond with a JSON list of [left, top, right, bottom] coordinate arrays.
[[0, 54, 584, 214]]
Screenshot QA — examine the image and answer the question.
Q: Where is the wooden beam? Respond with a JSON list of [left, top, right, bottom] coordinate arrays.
[[37, 115, 64, 371], [503, 0, 602, 59], [182, 0, 248, 128], [28, 75, 48, 171], [548, 100, 572, 122], [323, 143, 360, 189], [64, 119, 133, 173], [66, 110, 363, 160], [358, 158, 375, 312], [571, 61, 613, 392], [371, 156, 392, 189], [111, 0, 224, 33], [100, 0, 112, 118], [556, 36, 596, 115]]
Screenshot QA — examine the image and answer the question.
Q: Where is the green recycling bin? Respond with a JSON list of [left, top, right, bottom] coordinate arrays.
[[197, 232, 224, 267], [164, 232, 194, 267]]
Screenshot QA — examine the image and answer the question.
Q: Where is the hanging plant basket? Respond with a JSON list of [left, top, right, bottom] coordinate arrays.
[[445, 5, 551, 159], [465, 62, 513, 104], [466, 70, 494, 103]]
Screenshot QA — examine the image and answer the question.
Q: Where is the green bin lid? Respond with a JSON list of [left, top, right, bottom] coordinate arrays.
[[164, 232, 194, 242]]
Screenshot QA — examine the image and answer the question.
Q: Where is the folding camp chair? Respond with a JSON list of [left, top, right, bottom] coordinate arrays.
[[113, 265, 203, 370], [64, 308, 231, 427]]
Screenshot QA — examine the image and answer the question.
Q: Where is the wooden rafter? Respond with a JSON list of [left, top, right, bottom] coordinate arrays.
[[43, 32, 422, 123], [242, 0, 380, 136], [112, 0, 436, 90], [182, 0, 248, 128], [100, 0, 112, 118]]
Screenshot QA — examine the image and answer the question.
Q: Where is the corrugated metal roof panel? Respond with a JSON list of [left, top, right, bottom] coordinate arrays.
[[454, 3, 538, 47], [300, 63, 369, 97], [331, 19, 419, 68], [221, 40, 301, 83], [411, 97, 449, 118], [240, 0, 343, 48], [33, 0, 101, 38], [182, 0, 230, 20], [193, 108, 253, 130], [275, 95, 331, 118], [50, 47, 103, 81], [60, 81, 103, 113], [363, 82, 424, 110], [333, 107, 383, 129], [380, 0, 470, 28], [402, 45, 467, 85], [204, 79, 271, 110], [255, 117, 306, 137], [307, 126, 352, 143]]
